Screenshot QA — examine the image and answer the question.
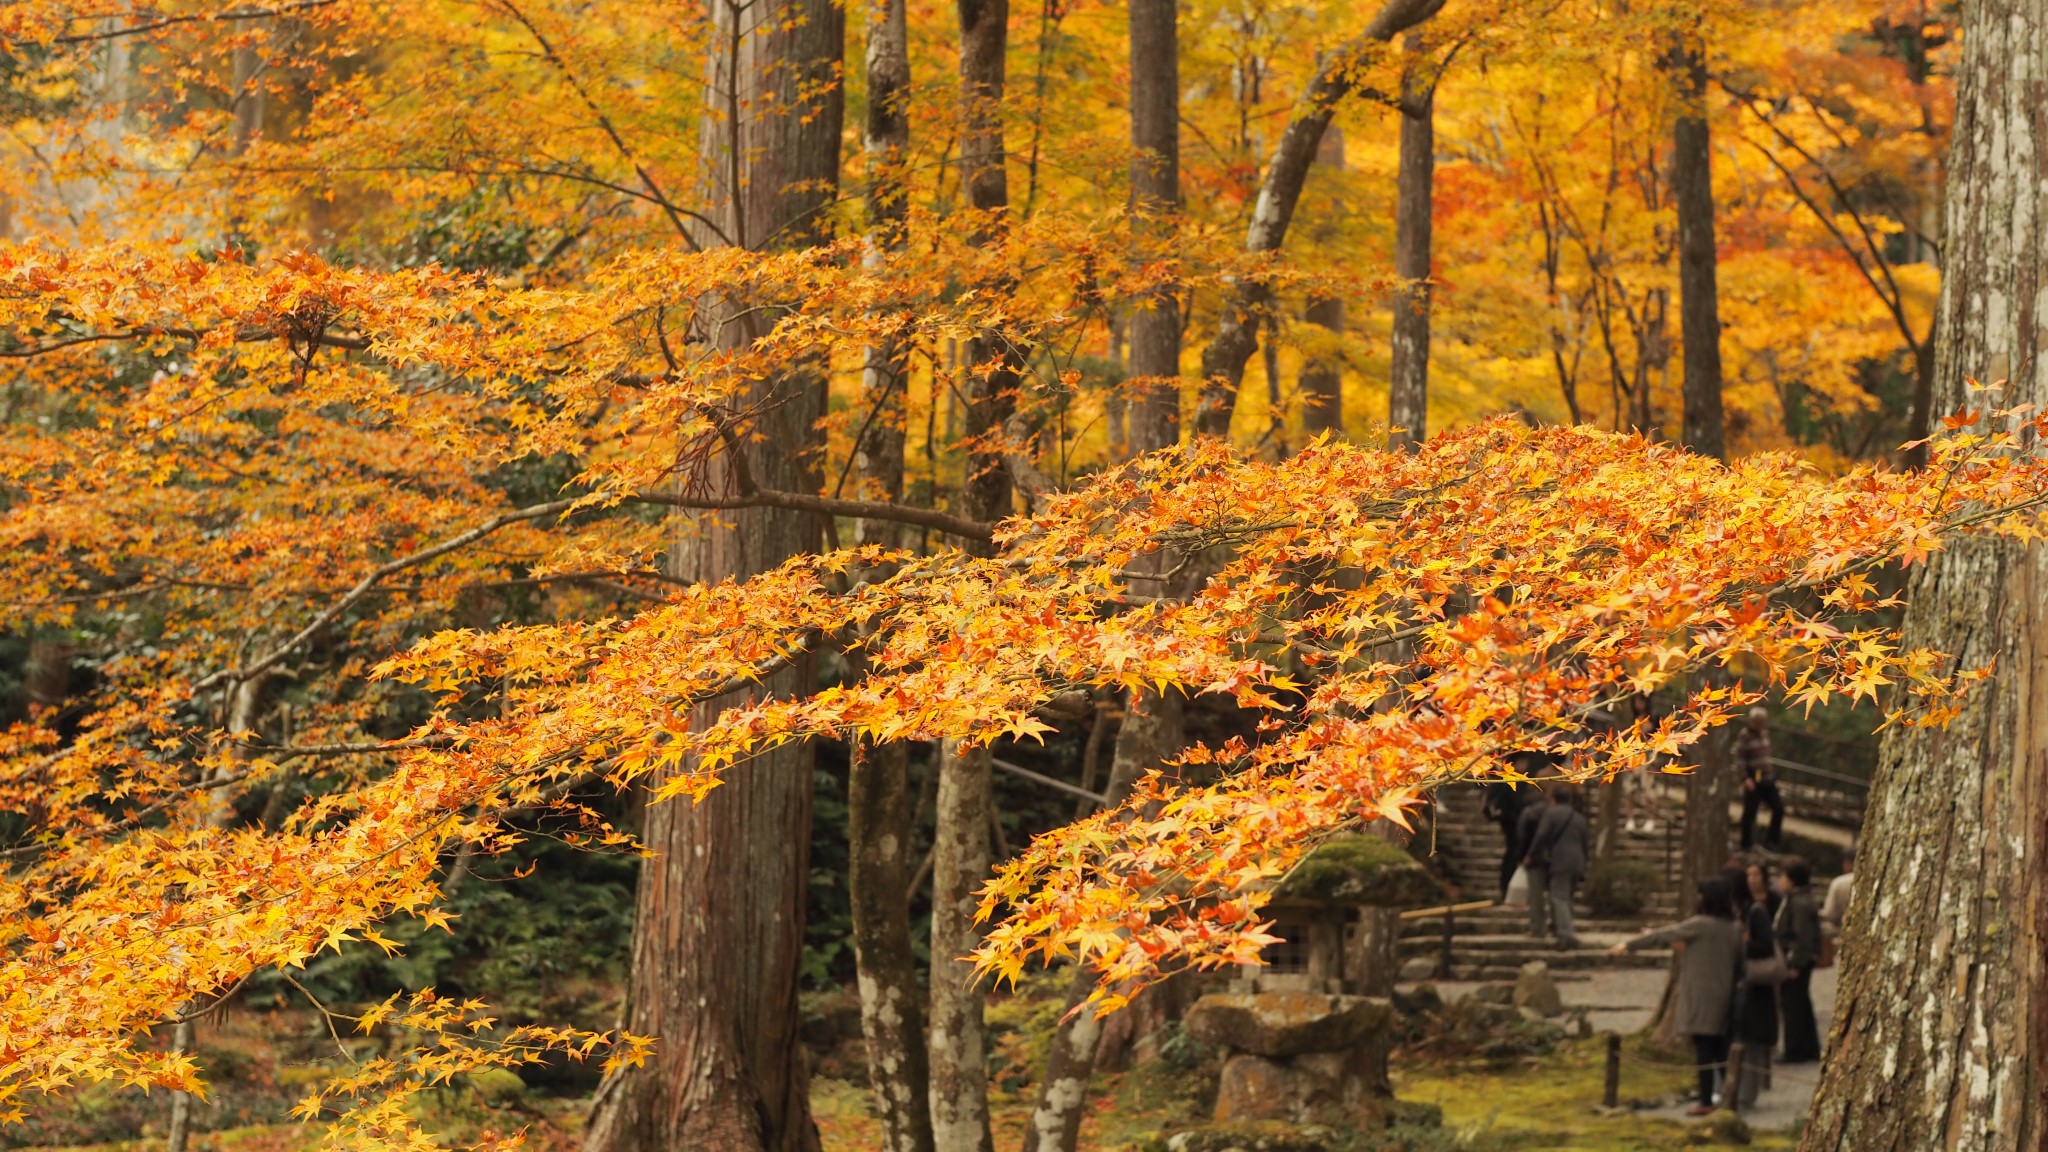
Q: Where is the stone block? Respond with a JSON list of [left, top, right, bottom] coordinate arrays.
[[1182, 992, 1393, 1058], [1513, 960, 1565, 1017], [1212, 1050, 1387, 1129]]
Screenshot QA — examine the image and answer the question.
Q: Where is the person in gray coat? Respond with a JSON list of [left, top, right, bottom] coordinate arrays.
[[1523, 783, 1591, 949], [1611, 877, 1744, 1115]]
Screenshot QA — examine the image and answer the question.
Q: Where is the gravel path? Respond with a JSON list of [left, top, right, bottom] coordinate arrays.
[[1406, 962, 1839, 1131]]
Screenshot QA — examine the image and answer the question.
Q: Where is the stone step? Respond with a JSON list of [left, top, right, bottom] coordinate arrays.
[[1416, 955, 1672, 982], [1398, 932, 1667, 955]]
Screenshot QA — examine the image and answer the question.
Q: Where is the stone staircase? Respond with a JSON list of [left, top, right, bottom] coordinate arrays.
[[1397, 785, 1687, 982]]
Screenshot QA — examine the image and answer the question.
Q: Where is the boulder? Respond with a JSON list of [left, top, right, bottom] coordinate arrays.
[[1182, 992, 1393, 1058], [1513, 960, 1565, 1018], [1270, 835, 1445, 908], [1212, 1050, 1387, 1129], [1397, 956, 1437, 982]]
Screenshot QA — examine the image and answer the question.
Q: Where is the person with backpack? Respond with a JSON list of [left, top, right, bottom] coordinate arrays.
[[1523, 783, 1590, 949]]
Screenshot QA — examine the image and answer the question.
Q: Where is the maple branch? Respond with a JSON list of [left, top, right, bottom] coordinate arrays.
[[493, 0, 712, 249], [627, 491, 994, 543], [49, 0, 338, 43], [192, 498, 584, 695], [991, 757, 1108, 806], [0, 323, 369, 358]]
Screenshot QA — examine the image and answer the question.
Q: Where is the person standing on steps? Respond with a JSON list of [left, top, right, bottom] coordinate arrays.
[[1734, 707, 1784, 851], [1611, 876, 1744, 1116], [1512, 782, 1548, 909], [1776, 856, 1824, 1063], [1484, 773, 1535, 898], [1524, 783, 1590, 949]]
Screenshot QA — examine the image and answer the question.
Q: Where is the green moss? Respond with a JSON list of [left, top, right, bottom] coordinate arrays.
[[1272, 836, 1444, 908], [1390, 1036, 1796, 1151]]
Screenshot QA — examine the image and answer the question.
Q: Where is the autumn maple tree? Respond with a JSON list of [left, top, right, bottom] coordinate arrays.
[[0, 1, 2016, 1151]]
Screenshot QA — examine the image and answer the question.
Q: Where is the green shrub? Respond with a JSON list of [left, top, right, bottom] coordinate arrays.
[[1584, 860, 1660, 917]]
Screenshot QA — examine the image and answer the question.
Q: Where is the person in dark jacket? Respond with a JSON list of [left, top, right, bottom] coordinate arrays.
[[1776, 856, 1825, 1062], [1735, 707, 1784, 850], [1612, 877, 1743, 1115], [1513, 787, 1548, 908], [1483, 778, 1533, 898], [1730, 863, 1780, 1107], [1524, 784, 1591, 949]]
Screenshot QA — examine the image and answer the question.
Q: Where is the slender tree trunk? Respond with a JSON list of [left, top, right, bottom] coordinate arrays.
[[1385, 35, 1434, 452], [583, 4, 841, 1151], [1022, 688, 1184, 1152], [1667, 28, 1725, 461], [847, 6, 932, 1149], [926, 8, 1015, 1149], [1802, 3, 2048, 1143], [930, 740, 995, 1152], [1299, 295, 1344, 439], [1191, 0, 1444, 439], [1126, 0, 1180, 455], [850, 741, 934, 1152]]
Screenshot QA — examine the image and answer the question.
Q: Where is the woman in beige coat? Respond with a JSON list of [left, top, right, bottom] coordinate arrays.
[[1610, 876, 1744, 1114]]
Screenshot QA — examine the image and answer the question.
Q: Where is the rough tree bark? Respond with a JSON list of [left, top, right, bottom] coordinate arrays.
[[1125, 0, 1181, 455], [1666, 23, 1725, 461], [1384, 34, 1434, 452], [1801, 1, 2048, 1144], [581, 3, 842, 1151], [846, 2, 933, 1149], [1022, 688, 1185, 1152], [1192, 0, 1445, 439]]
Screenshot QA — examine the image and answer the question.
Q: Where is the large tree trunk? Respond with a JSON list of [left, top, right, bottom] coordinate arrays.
[[1125, 0, 1181, 456], [1801, 2, 2048, 1144], [1191, 0, 1444, 439], [1667, 29, 1725, 461], [583, 4, 842, 1151], [847, 5, 933, 1150], [1022, 688, 1184, 1152], [1384, 35, 1434, 452]]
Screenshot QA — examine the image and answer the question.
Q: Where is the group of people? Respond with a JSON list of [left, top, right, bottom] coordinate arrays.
[[1483, 774, 1592, 949], [1614, 853, 1857, 1114]]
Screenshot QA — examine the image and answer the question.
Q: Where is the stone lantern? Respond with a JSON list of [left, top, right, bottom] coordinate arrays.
[[1180, 834, 1444, 1135]]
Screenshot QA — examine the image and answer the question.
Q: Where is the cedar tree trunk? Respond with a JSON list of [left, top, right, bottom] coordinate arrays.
[[1126, 0, 1181, 455], [1299, 126, 1346, 440], [1801, 1, 2048, 1142], [1667, 30, 1725, 461], [1384, 36, 1434, 451], [582, 3, 842, 1150]]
